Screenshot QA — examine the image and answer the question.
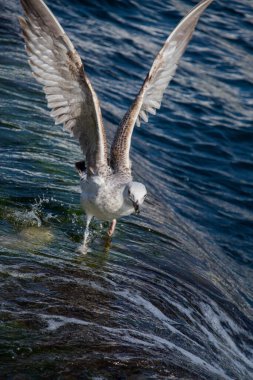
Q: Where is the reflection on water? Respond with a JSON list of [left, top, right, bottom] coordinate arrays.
[[0, 0, 253, 378]]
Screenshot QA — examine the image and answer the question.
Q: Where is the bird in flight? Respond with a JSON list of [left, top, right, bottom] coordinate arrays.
[[19, 0, 213, 253]]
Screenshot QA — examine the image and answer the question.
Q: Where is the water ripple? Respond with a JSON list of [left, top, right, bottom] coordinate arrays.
[[0, 0, 253, 378]]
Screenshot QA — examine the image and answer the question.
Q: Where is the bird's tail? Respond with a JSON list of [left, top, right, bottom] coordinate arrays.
[[75, 160, 86, 177]]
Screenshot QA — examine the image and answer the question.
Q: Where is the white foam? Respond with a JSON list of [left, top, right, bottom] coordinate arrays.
[[115, 289, 201, 347], [40, 313, 90, 331], [200, 301, 253, 370], [102, 326, 231, 380]]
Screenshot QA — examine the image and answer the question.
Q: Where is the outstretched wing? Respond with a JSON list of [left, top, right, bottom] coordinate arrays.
[[19, 0, 108, 175], [111, 0, 213, 173]]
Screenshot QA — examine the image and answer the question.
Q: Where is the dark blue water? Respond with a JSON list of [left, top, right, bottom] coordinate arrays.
[[1, 0, 253, 378]]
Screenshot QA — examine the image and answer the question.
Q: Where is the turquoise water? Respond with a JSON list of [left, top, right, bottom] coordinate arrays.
[[0, 0, 253, 378]]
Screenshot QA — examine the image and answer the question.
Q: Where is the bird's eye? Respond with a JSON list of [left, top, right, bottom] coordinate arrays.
[[128, 189, 131, 195]]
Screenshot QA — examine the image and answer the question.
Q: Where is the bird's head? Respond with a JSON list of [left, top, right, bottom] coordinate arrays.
[[125, 181, 147, 214]]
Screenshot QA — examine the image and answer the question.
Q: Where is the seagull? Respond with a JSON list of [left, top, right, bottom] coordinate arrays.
[[19, 0, 213, 252]]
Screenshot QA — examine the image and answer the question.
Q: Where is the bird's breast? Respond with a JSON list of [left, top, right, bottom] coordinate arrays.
[[80, 176, 132, 220]]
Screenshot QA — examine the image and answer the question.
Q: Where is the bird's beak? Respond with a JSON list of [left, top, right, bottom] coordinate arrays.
[[133, 201, 140, 214]]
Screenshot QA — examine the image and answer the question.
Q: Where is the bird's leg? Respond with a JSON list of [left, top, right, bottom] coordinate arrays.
[[78, 214, 92, 254], [104, 219, 117, 253], [84, 214, 93, 245], [108, 219, 117, 237]]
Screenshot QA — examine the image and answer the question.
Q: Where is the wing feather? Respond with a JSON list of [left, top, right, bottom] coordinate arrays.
[[19, 0, 108, 174], [111, 0, 213, 173]]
